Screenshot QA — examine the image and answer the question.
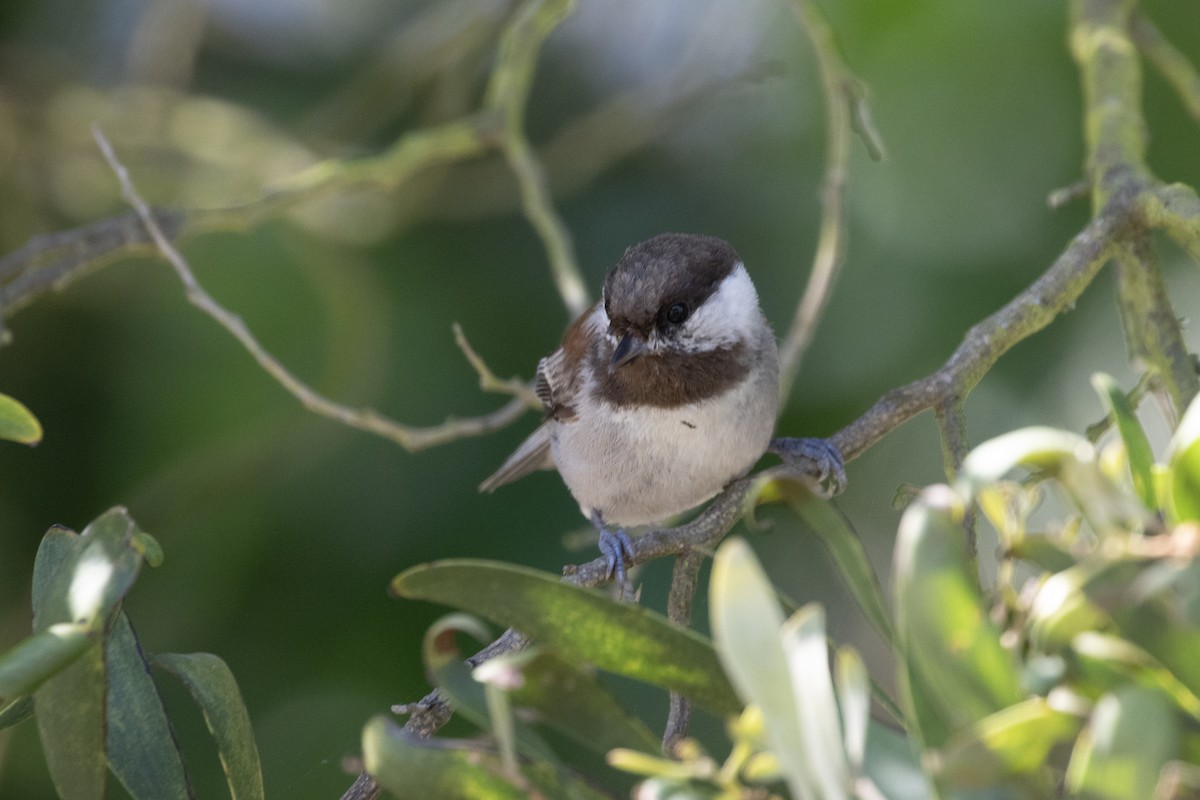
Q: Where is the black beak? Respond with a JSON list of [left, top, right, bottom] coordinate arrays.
[[611, 332, 648, 367]]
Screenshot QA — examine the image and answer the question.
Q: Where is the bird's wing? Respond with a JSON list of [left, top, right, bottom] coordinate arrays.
[[478, 421, 554, 492], [479, 302, 598, 492]]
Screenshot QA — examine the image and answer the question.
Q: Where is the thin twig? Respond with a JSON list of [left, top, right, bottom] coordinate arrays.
[[93, 127, 529, 454], [452, 322, 542, 409], [663, 550, 705, 751], [777, 0, 867, 400], [485, 0, 589, 320], [1130, 11, 1200, 126]]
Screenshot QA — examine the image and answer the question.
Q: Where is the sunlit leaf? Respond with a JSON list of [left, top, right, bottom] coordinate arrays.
[[1066, 686, 1179, 800], [1168, 393, 1200, 525], [894, 486, 1022, 749], [0, 623, 93, 705], [1072, 632, 1200, 721], [154, 652, 264, 800], [937, 697, 1080, 788], [393, 560, 739, 714], [1092, 373, 1156, 509], [0, 392, 42, 445], [958, 427, 1147, 537], [835, 647, 870, 772], [787, 491, 893, 643], [106, 614, 190, 799], [31, 509, 150, 800], [781, 605, 850, 800], [710, 536, 816, 800]]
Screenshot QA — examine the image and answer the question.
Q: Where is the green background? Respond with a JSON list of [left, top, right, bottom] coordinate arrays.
[[0, 0, 1197, 796]]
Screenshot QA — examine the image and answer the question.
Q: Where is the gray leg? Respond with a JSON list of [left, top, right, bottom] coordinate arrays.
[[590, 510, 634, 585], [768, 437, 848, 497]]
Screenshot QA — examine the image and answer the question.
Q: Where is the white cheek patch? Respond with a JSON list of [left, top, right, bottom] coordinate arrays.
[[681, 262, 761, 349]]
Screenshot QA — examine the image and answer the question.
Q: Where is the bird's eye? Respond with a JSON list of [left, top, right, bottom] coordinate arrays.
[[665, 303, 689, 325]]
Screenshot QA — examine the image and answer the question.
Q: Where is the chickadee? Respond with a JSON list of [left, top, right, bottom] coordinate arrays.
[[481, 233, 784, 582]]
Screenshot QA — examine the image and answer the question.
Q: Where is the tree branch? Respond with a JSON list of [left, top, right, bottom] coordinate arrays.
[[94, 127, 530, 454]]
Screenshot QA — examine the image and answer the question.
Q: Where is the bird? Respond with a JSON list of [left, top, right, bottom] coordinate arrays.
[[481, 232, 803, 583]]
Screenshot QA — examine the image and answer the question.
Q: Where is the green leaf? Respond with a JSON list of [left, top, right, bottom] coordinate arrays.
[[363, 715, 529, 800], [422, 615, 560, 766], [788, 492, 893, 643], [958, 427, 1147, 537], [893, 486, 1022, 749], [780, 605, 850, 800], [862, 722, 932, 800], [34, 629, 106, 800], [503, 649, 660, 755], [106, 614, 191, 799], [0, 623, 93, 704], [835, 647, 869, 773], [1072, 632, 1200, 721], [362, 715, 610, 800], [1168, 393, 1200, 524], [1092, 373, 1157, 509], [34, 509, 147, 632], [0, 392, 42, 445], [393, 560, 739, 714], [0, 695, 34, 730], [1066, 686, 1178, 800], [710, 537, 824, 800], [32, 509, 150, 800], [937, 698, 1080, 788], [154, 653, 264, 800]]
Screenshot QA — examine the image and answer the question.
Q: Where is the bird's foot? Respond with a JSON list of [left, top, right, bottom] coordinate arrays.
[[598, 528, 635, 585], [591, 511, 635, 586], [768, 437, 847, 498]]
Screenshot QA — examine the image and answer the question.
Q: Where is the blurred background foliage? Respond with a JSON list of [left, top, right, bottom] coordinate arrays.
[[0, 0, 1197, 797]]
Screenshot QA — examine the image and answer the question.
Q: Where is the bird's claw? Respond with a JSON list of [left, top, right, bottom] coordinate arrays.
[[769, 437, 847, 497], [597, 527, 635, 586]]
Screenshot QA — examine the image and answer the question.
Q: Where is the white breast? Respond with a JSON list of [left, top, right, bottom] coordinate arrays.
[[550, 331, 779, 526]]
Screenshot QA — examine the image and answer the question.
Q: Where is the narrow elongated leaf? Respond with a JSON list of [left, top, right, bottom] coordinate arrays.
[[835, 648, 869, 772], [0, 392, 41, 444], [937, 697, 1080, 788], [0, 623, 93, 704], [1072, 632, 1200, 721], [788, 492, 893, 642], [154, 653, 263, 800], [1066, 686, 1178, 800], [423, 615, 560, 766], [362, 716, 610, 800], [710, 537, 814, 800], [503, 649, 660, 754], [363, 716, 529, 800], [1092, 373, 1157, 509], [32, 509, 150, 800], [1168, 393, 1200, 524], [34, 632, 105, 800], [894, 487, 1022, 748], [781, 606, 849, 800], [0, 695, 33, 729], [393, 560, 739, 713], [863, 722, 932, 800], [958, 427, 1147, 537], [106, 614, 191, 800]]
